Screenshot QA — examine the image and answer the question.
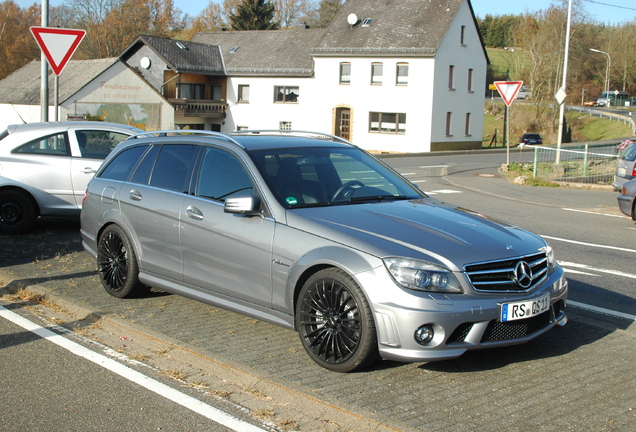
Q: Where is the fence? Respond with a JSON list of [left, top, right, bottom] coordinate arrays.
[[527, 144, 618, 185]]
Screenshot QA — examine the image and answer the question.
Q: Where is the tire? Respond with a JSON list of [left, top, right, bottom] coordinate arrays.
[[295, 268, 380, 372], [0, 190, 36, 234], [97, 225, 146, 298]]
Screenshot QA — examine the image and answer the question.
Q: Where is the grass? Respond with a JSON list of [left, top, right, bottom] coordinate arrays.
[[482, 101, 634, 147]]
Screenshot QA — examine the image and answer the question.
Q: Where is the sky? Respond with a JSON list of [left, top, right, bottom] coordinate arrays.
[[14, 0, 636, 25]]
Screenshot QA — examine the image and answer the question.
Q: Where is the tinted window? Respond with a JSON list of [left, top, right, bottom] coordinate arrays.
[[621, 143, 636, 162], [196, 148, 253, 201], [14, 133, 69, 156], [99, 146, 148, 181], [131, 145, 160, 185], [76, 130, 131, 159], [149, 144, 198, 193]]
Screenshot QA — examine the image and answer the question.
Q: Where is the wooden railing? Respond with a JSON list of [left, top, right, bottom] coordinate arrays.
[[169, 99, 227, 118]]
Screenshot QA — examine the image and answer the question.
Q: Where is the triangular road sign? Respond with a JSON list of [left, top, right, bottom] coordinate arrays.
[[30, 27, 86, 75], [494, 81, 524, 107]]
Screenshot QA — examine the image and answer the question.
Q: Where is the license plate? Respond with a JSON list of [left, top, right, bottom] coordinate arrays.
[[618, 167, 627, 176], [500, 294, 550, 322]]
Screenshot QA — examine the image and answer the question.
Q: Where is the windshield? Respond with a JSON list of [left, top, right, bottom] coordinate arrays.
[[248, 147, 423, 208]]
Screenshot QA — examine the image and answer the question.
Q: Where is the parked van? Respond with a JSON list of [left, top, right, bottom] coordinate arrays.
[[596, 90, 629, 107]]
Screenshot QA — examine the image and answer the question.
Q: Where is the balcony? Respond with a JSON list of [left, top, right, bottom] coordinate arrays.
[[169, 99, 227, 118]]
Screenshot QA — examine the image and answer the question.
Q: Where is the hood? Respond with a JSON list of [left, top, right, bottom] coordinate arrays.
[[286, 198, 547, 271]]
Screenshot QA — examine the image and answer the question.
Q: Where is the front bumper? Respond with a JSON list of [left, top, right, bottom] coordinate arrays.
[[617, 194, 634, 218], [358, 266, 568, 363]]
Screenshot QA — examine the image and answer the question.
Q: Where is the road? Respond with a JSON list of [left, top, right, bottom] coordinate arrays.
[[1, 149, 635, 431], [0, 302, 265, 432]]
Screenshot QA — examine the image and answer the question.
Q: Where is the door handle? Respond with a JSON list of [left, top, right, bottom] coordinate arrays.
[[128, 189, 142, 201], [186, 205, 204, 221]]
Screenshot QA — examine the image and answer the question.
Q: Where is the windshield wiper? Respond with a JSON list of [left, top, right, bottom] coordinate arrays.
[[347, 195, 413, 203]]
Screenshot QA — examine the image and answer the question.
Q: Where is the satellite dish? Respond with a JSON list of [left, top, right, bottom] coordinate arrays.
[[347, 13, 358, 26]]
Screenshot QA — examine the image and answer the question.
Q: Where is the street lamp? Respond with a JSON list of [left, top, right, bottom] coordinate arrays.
[[589, 48, 611, 106]]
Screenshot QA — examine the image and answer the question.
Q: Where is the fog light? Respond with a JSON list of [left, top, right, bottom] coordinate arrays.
[[414, 325, 434, 345]]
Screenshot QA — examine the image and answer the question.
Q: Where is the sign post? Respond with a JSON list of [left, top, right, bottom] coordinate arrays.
[[494, 81, 523, 165], [30, 27, 86, 121]]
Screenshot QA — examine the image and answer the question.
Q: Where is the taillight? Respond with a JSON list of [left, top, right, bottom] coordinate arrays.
[[82, 190, 88, 207], [632, 165, 636, 177]]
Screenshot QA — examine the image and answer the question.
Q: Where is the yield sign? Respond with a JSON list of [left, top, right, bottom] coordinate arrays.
[[30, 27, 86, 75], [494, 81, 523, 107]]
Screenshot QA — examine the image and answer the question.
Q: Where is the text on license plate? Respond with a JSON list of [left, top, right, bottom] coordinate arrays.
[[618, 167, 627, 176], [500, 294, 550, 322]]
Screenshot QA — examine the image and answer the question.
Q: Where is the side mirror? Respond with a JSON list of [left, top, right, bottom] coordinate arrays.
[[224, 195, 261, 216]]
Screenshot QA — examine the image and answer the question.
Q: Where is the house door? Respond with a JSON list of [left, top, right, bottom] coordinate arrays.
[[335, 107, 351, 141]]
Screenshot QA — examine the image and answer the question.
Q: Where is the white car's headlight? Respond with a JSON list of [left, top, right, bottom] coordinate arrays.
[[384, 257, 463, 293]]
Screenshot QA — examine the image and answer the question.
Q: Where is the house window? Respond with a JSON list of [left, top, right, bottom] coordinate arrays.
[[340, 62, 351, 84], [178, 83, 205, 99], [465, 113, 471, 136], [280, 121, 292, 130], [238, 85, 250, 103], [371, 63, 383, 85], [467, 69, 474, 92], [396, 63, 408, 85], [446, 112, 452, 136], [274, 86, 299, 103], [369, 112, 406, 134], [460, 25, 466, 45], [448, 65, 455, 90]]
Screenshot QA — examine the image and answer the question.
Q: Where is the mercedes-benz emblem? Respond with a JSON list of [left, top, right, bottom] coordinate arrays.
[[514, 261, 533, 288]]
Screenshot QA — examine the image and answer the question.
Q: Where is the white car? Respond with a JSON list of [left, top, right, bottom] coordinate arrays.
[[0, 121, 142, 233]]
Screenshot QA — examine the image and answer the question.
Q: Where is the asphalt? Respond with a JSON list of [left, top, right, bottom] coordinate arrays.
[[1, 158, 636, 431]]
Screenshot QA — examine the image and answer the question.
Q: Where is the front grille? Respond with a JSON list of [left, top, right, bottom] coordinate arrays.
[[465, 252, 548, 292], [481, 309, 551, 342]]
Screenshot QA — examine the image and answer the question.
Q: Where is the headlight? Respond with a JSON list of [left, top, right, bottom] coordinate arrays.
[[541, 245, 556, 272], [384, 257, 463, 293]]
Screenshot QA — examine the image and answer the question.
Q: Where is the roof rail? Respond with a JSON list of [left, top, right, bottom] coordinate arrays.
[[230, 130, 352, 144], [125, 130, 245, 148]]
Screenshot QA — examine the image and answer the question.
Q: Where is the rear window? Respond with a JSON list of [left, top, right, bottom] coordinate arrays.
[[621, 143, 636, 162]]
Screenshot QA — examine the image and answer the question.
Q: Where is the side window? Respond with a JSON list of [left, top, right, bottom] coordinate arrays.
[[76, 130, 131, 159], [14, 133, 69, 156], [99, 146, 148, 181], [340, 62, 351, 84], [149, 144, 199, 193], [131, 145, 160, 185], [196, 148, 253, 201], [238, 85, 250, 103]]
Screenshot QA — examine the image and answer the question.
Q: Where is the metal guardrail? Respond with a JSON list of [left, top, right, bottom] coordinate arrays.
[[567, 105, 636, 134], [527, 143, 618, 185]]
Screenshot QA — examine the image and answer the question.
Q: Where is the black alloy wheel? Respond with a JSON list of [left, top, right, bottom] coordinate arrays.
[[97, 225, 145, 298], [296, 268, 380, 372]]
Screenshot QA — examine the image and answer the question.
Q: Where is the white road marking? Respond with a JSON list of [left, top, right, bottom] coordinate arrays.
[[558, 261, 636, 280], [0, 305, 266, 432], [426, 189, 462, 195], [543, 235, 636, 254], [563, 208, 624, 218], [568, 300, 636, 321]]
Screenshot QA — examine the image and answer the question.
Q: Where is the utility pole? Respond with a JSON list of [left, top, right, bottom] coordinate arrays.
[[40, 0, 49, 122]]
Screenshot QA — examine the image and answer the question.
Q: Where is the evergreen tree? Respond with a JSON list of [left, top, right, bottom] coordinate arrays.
[[229, 0, 280, 30]]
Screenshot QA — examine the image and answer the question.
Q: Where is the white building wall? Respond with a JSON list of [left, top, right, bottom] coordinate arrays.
[[0, 105, 56, 131], [311, 56, 437, 153], [431, 0, 487, 149]]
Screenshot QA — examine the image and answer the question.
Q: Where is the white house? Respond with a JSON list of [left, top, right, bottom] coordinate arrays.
[[0, 0, 487, 153]]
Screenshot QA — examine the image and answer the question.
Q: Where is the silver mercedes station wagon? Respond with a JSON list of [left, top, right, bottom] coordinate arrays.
[[81, 131, 568, 372]]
